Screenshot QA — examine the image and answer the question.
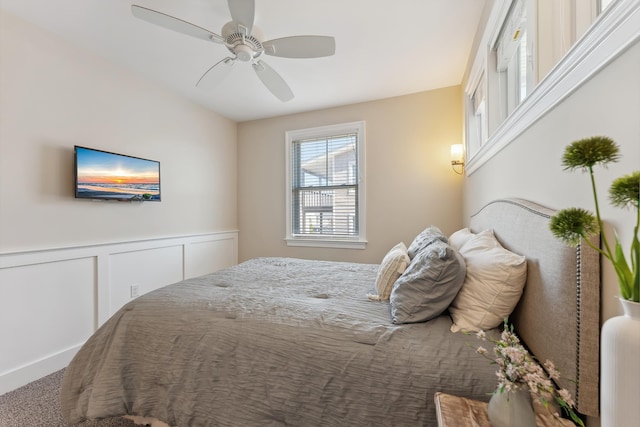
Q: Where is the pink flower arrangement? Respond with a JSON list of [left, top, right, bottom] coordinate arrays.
[[475, 321, 585, 426]]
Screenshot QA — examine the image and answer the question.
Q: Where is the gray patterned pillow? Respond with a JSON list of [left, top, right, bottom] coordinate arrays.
[[390, 240, 466, 324], [407, 226, 448, 259]]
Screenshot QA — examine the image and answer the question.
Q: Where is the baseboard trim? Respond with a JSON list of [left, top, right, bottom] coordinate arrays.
[[0, 344, 80, 395]]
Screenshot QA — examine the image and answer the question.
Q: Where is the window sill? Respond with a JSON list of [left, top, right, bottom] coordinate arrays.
[[285, 237, 368, 250]]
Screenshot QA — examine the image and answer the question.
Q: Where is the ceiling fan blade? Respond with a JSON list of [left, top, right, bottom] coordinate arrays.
[[196, 57, 236, 90], [131, 5, 224, 43], [227, 0, 255, 35], [252, 60, 294, 102], [263, 36, 336, 58]]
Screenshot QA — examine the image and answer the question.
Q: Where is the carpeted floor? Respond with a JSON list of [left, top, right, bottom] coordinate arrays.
[[0, 369, 137, 427]]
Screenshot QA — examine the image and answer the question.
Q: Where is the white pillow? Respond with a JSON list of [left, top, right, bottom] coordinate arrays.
[[449, 229, 527, 332], [368, 242, 410, 301], [448, 228, 475, 251]]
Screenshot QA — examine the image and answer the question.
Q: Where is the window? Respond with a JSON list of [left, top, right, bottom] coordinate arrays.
[[495, 0, 529, 119], [463, 0, 624, 174], [470, 72, 488, 154], [285, 121, 366, 249]]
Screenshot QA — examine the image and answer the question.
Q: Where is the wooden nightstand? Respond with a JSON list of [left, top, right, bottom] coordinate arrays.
[[434, 392, 576, 427]]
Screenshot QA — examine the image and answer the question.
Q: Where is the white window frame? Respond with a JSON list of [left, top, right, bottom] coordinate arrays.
[[464, 0, 638, 175], [465, 70, 488, 159], [492, 0, 534, 127], [285, 121, 367, 249]]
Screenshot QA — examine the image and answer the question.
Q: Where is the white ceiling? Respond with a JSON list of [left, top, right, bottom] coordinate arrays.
[[1, 0, 487, 122]]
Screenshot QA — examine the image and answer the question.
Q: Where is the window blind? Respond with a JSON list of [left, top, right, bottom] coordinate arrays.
[[291, 133, 358, 237]]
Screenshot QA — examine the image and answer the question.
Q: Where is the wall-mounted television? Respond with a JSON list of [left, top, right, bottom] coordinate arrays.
[[74, 146, 161, 202]]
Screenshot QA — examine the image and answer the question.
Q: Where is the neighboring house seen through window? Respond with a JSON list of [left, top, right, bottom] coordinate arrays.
[[285, 121, 366, 249]]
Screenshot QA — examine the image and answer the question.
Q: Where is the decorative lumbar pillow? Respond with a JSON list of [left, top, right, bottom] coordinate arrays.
[[368, 242, 410, 301], [406, 226, 448, 259], [448, 228, 475, 251], [390, 240, 466, 324], [449, 229, 528, 333]]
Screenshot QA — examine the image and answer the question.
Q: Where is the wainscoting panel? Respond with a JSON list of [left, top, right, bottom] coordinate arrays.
[[0, 257, 96, 393], [0, 230, 238, 395], [185, 237, 237, 279], [109, 245, 184, 314]]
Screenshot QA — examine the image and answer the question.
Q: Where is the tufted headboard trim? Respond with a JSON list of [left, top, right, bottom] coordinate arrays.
[[469, 198, 600, 417]]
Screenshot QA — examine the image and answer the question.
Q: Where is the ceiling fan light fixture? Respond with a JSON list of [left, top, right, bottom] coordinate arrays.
[[235, 44, 254, 62]]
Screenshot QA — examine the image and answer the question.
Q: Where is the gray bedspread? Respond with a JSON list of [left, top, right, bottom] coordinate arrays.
[[61, 257, 497, 426]]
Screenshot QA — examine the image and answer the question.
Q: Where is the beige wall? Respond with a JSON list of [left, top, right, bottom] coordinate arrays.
[[463, 41, 640, 324], [238, 86, 464, 264], [0, 11, 237, 252]]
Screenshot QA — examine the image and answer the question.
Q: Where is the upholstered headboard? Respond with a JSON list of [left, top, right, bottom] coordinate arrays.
[[469, 198, 600, 417]]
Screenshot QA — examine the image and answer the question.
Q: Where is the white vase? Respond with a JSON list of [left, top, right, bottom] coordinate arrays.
[[487, 388, 536, 427], [601, 297, 640, 427]]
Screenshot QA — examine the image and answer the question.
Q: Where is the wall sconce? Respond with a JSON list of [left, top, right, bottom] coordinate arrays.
[[450, 144, 465, 175]]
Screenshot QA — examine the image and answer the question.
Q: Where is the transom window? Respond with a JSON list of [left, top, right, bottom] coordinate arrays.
[[464, 0, 619, 171], [495, 0, 529, 119], [285, 121, 366, 249]]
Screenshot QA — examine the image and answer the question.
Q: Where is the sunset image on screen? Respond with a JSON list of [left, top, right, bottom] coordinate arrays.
[[76, 147, 160, 200]]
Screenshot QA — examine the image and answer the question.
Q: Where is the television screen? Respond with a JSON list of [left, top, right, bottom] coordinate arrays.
[[75, 146, 161, 201]]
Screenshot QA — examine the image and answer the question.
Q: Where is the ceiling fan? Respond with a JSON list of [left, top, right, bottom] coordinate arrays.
[[131, 0, 336, 102]]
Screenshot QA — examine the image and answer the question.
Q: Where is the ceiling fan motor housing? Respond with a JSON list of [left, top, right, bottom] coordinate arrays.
[[222, 21, 263, 62]]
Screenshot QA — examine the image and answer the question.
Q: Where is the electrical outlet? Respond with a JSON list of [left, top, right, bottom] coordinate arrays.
[[130, 284, 140, 298]]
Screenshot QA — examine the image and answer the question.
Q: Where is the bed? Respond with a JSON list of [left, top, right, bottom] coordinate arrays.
[[60, 198, 600, 426]]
